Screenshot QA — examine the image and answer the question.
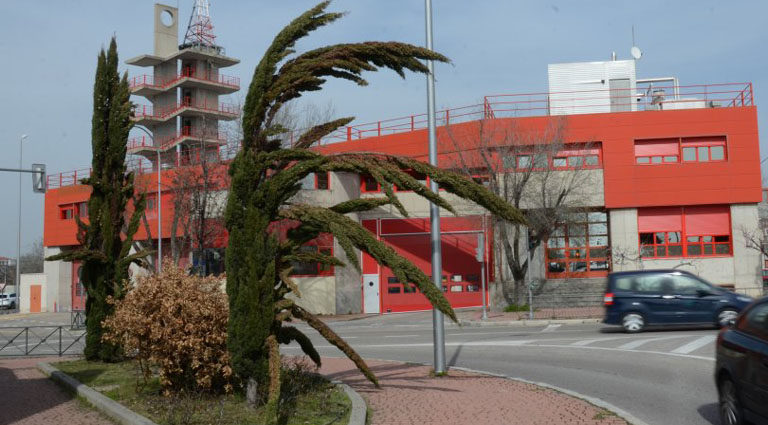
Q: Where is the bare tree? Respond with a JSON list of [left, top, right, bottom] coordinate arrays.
[[19, 238, 44, 274], [446, 116, 599, 305]]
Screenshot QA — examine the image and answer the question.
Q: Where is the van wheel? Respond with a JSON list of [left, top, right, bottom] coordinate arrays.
[[717, 308, 738, 328], [621, 313, 645, 333]]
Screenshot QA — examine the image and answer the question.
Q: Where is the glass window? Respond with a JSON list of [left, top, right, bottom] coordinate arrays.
[[682, 147, 697, 162], [744, 303, 768, 337], [589, 236, 608, 246], [387, 276, 399, 283], [569, 224, 587, 236], [548, 249, 566, 259], [568, 156, 583, 167], [533, 153, 548, 169], [363, 175, 379, 192], [570, 262, 587, 273], [502, 156, 516, 169], [403, 284, 417, 293], [450, 285, 463, 292], [553, 157, 567, 168], [671, 274, 710, 295], [651, 156, 663, 164], [316, 172, 330, 190], [78, 202, 89, 217], [568, 237, 586, 247], [588, 212, 607, 222], [517, 155, 532, 169], [466, 285, 480, 292], [589, 223, 607, 235], [388, 286, 401, 294], [589, 247, 608, 257], [548, 237, 566, 248], [698, 146, 709, 162], [636, 157, 650, 164], [663, 156, 678, 163], [710, 146, 725, 161], [585, 155, 599, 166]]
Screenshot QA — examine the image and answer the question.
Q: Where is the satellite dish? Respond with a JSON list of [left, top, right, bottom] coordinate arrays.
[[631, 46, 643, 60]]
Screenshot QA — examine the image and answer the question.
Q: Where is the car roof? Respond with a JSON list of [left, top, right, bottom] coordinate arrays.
[[608, 269, 696, 278]]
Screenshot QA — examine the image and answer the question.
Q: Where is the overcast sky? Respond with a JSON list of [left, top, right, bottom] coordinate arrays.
[[0, 0, 766, 257]]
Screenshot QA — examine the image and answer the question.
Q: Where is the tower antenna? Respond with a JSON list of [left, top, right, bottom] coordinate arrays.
[[181, 0, 220, 52]]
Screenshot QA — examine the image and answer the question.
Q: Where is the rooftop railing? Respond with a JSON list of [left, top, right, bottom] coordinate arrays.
[[47, 82, 754, 189]]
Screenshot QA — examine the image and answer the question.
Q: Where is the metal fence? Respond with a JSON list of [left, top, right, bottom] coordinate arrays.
[[521, 286, 767, 320], [0, 326, 86, 357]]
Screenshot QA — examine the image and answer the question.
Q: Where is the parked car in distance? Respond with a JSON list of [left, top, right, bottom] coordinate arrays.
[[0, 293, 17, 309], [603, 269, 753, 333], [715, 297, 768, 425]]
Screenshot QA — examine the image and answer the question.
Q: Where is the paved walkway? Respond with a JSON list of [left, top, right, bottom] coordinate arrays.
[[319, 357, 628, 425], [0, 357, 112, 425]]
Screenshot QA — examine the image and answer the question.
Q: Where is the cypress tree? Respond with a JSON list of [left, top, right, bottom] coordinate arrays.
[[225, 2, 527, 415], [48, 38, 149, 362]]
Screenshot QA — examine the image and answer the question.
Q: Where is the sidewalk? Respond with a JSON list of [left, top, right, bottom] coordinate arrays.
[[0, 357, 112, 425], [320, 357, 629, 425], [456, 308, 603, 326]]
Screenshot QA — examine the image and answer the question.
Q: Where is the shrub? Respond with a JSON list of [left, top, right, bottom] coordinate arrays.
[[103, 262, 232, 394], [504, 303, 532, 313]]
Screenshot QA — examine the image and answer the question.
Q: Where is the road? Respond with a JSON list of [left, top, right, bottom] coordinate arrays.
[[287, 311, 721, 425]]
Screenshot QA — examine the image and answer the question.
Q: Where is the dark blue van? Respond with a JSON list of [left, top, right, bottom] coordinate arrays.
[[604, 270, 754, 333]]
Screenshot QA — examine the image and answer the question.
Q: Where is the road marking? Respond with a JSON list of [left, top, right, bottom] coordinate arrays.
[[617, 335, 691, 350], [570, 337, 627, 346], [541, 324, 562, 332], [384, 334, 419, 338], [670, 336, 716, 354]]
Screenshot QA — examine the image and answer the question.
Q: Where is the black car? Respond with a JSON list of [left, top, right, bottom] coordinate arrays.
[[715, 296, 768, 425], [603, 269, 753, 333]]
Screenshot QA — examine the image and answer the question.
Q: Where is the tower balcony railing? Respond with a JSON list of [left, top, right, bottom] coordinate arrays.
[[133, 99, 239, 121], [129, 69, 240, 91], [128, 126, 228, 151]]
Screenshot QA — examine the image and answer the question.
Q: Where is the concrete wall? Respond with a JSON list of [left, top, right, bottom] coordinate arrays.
[[43, 247, 72, 312], [154, 4, 178, 57], [20, 273, 47, 313], [286, 276, 336, 315]]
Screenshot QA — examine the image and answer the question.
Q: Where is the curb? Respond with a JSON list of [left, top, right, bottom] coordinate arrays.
[[37, 362, 158, 425], [331, 380, 367, 425], [459, 318, 602, 327], [449, 366, 651, 425]]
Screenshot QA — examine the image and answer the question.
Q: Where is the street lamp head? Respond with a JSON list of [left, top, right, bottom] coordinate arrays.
[[21, 134, 28, 141]]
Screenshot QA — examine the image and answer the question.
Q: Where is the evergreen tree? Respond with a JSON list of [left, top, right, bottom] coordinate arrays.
[[48, 38, 149, 362], [225, 2, 526, 415]]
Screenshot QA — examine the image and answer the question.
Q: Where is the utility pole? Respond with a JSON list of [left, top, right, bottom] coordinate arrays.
[[424, 0, 446, 374], [17, 134, 27, 310]]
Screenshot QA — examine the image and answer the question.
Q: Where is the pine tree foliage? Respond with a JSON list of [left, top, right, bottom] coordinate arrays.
[[47, 38, 149, 362], [225, 1, 526, 410]]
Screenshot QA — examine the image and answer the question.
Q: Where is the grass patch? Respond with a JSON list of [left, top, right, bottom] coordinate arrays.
[[592, 409, 617, 421], [503, 304, 532, 313], [55, 359, 350, 425]]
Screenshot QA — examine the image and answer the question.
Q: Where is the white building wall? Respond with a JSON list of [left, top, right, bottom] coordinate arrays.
[[20, 273, 46, 313], [548, 60, 637, 115], [43, 247, 72, 312]]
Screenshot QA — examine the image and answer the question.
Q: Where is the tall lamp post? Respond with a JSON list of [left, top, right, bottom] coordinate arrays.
[[424, 0, 446, 373], [16, 134, 28, 310], [134, 126, 162, 273]]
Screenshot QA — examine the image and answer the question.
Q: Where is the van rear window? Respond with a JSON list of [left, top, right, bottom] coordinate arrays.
[[614, 275, 665, 293]]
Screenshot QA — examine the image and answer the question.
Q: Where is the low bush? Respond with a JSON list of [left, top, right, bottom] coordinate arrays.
[[504, 303, 532, 313], [103, 262, 232, 394]]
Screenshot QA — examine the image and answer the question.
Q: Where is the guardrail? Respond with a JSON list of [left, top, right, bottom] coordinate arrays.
[[0, 326, 86, 357]]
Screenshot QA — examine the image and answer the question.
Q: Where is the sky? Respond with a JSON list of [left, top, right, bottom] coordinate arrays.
[[0, 0, 767, 258]]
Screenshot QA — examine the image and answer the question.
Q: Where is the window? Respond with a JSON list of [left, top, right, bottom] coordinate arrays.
[[740, 302, 768, 339], [637, 205, 731, 258], [546, 210, 609, 278], [681, 136, 727, 163], [60, 204, 75, 220], [315, 172, 330, 190], [289, 234, 334, 276], [634, 138, 679, 165], [146, 197, 156, 211], [361, 175, 380, 193]]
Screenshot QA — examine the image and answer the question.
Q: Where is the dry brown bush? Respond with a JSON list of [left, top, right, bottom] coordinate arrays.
[[103, 262, 232, 394]]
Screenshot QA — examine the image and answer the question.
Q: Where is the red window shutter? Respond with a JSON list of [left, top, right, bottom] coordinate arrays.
[[634, 139, 679, 157], [637, 207, 683, 232], [684, 205, 730, 235]]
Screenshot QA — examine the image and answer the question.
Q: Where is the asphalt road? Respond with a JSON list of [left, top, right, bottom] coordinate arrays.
[[287, 312, 722, 425]]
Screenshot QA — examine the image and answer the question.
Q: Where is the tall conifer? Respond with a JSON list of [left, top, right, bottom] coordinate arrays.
[[48, 38, 149, 361], [225, 2, 526, 416]]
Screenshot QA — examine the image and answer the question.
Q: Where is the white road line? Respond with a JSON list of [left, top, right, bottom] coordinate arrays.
[[617, 335, 691, 350], [541, 324, 562, 332], [670, 336, 716, 354], [384, 334, 419, 338], [570, 337, 626, 346]]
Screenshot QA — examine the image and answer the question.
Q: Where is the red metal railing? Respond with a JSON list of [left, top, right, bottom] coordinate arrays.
[[128, 70, 240, 91], [47, 82, 754, 188], [127, 127, 227, 150], [132, 99, 238, 121]]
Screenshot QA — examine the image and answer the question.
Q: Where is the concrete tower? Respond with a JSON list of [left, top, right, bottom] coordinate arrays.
[[125, 2, 239, 168]]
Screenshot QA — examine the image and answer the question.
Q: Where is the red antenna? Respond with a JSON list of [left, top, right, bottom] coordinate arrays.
[[182, 0, 218, 50]]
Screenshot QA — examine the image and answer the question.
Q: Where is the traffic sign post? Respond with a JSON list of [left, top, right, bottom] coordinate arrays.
[[476, 233, 487, 321]]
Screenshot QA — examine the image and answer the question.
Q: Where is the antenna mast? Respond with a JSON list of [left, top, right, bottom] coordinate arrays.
[[181, 0, 220, 52]]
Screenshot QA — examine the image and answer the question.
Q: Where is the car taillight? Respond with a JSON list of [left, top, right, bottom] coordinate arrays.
[[604, 293, 614, 306]]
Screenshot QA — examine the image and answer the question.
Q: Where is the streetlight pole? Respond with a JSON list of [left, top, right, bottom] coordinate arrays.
[[424, 0, 446, 374], [16, 134, 27, 310], [134, 126, 162, 273]]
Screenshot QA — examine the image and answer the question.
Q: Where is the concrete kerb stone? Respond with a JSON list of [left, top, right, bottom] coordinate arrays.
[[331, 380, 367, 425], [459, 318, 602, 327], [37, 362, 158, 425]]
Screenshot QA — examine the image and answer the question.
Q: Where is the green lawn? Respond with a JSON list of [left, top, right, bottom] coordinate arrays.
[[55, 359, 350, 425]]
